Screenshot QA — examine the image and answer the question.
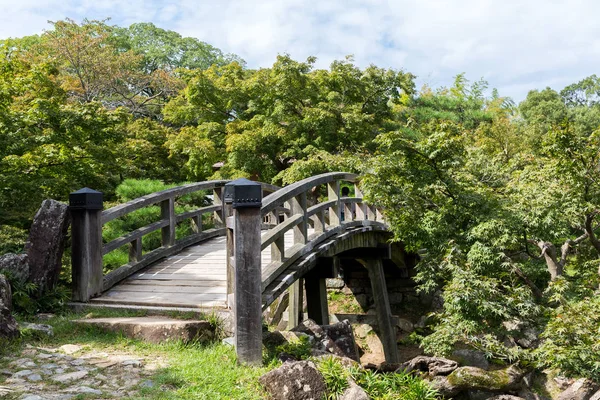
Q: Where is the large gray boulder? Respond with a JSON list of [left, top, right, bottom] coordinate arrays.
[[558, 379, 600, 400], [292, 319, 359, 361], [0, 274, 18, 338], [259, 360, 326, 400], [0, 274, 12, 311], [25, 200, 70, 293], [432, 365, 525, 397], [399, 355, 458, 376], [0, 253, 29, 284], [340, 381, 369, 400]]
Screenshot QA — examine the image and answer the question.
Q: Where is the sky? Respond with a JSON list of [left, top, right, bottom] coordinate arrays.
[[0, 0, 599, 102]]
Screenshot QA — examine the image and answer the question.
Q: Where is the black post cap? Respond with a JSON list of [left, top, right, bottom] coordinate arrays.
[[224, 178, 262, 208], [69, 188, 103, 210]]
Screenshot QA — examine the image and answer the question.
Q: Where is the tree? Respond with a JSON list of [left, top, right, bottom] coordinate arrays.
[[164, 55, 415, 183], [113, 22, 244, 73], [0, 54, 128, 225]]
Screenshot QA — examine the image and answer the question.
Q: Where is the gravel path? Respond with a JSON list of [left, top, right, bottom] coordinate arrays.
[[0, 343, 166, 399]]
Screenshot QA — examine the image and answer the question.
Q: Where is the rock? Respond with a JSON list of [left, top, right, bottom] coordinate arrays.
[[365, 334, 384, 360], [27, 374, 42, 382], [0, 302, 19, 339], [452, 349, 489, 370], [222, 336, 234, 346], [25, 199, 70, 293], [0, 253, 29, 284], [354, 324, 372, 339], [14, 370, 33, 377], [292, 319, 359, 361], [396, 318, 414, 333], [326, 279, 345, 289], [517, 327, 541, 349], [20, 323, 53, 337], [259, 360, 326, 400], [340, 381, 369, 400], [263, 330, 313, 348], [21, 396, 44, 400], [488, 396, 526, 400], [35, 313, 55, 321], [51, 370, 88, 383], [558, 379, 600, 400], [0, 274, 12, 311], [590, 390, 600, 400], [140, 380, 154, 388], [121, 359, 142, 367], [59, 344, 81, 355], [399, 356, 458, 376], [432, 365, 525, 397], [311, 351, 359, 369], [73, 317, 215, 343], [66, 386, 102, 395]]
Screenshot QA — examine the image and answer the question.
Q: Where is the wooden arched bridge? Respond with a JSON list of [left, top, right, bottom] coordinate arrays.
[[69, 172, 399, 364]]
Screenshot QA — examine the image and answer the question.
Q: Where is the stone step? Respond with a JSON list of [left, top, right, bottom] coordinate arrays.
[[73, 316, 216, 343]]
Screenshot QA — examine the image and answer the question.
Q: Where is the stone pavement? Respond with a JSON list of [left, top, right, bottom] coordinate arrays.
[[0, 343, 166, 399]]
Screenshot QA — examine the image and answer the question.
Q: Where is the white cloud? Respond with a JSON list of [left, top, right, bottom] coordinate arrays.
[[0, 0, 599, 100]]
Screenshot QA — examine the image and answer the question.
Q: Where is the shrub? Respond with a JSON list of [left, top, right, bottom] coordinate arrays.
[[536, 296, 600, 382]]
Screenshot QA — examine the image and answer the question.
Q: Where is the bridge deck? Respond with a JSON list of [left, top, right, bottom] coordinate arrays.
[[91, 231, 295, 310]]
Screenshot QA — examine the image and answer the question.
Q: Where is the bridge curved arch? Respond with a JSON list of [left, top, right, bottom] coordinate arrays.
[[261, 225, 391, 309]]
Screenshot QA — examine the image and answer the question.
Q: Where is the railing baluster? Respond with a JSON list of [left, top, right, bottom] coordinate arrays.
[[191, 214, 202, 234], [354, 183, 366, 221], [128, 238, 142, 262], [290, 192, 308, 244], [343, 199, 353, 222], [160, 197, 176, 247], [327, 181, 340, 227], [270, 210, 285, 262], [213, 187, 224, 228], [314, 209, 325, 233], [367, 204, 377, 221]]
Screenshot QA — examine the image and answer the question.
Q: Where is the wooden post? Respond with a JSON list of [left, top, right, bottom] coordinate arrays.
[[328, 181, 340, 227], [161, 198, 175, 247], [213, 187, 224, 228], [225, 178, 263, 365], [287, 193, 307, 327], [305, 277, 329, 325], [362, 258, 399, 363], [287, 278, 304, 330], [70, 188, 104, 302]]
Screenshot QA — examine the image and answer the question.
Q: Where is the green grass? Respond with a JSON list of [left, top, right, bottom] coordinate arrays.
[[5, 308, 440, 400], [7, 309, 269, 400]]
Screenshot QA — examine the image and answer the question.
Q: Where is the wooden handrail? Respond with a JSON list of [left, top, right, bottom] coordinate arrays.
[[102, 180, 230, 223], [99, 180, 280, 292], [261, 172, 357, 215]]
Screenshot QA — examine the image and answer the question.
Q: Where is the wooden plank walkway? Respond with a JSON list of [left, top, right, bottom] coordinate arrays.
[[91, 231, 296, 310]]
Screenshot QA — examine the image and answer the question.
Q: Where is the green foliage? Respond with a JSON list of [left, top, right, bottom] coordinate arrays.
[[536, 296, 600, 382], [0, 225, 27, 255], [317, 356, 349, 399], [274, 335, 313, 360], [11, 281, 70, 316], [349, 366, 439, 400]]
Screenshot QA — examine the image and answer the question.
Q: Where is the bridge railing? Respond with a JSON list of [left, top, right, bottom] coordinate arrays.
[[258, 172, 386, 290], [69, 180, 278, 302]]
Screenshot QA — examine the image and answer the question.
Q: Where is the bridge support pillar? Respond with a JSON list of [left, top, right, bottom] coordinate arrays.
[[305, 277, 329, 325], [225, 178, 263, 366], [361, 258, 399, 363], [69, 188, 104, 302], [287, 279, 304, 330]]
